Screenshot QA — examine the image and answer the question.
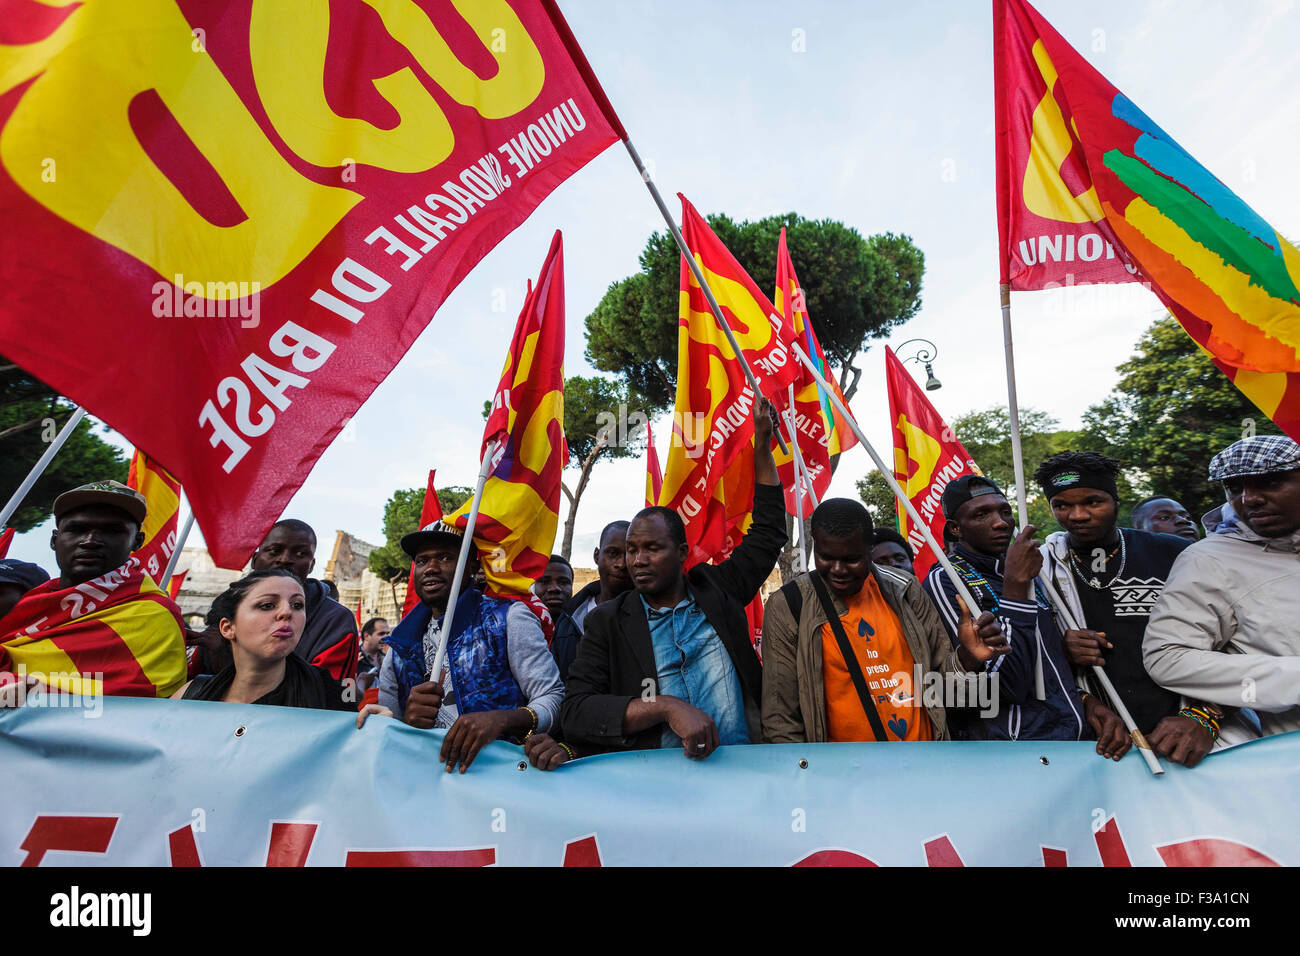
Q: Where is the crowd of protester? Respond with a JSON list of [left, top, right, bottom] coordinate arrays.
[[3, 399, 1298, 776]]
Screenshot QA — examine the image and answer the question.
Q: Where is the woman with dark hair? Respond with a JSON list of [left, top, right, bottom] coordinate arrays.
[[172, 570, 389, 724]]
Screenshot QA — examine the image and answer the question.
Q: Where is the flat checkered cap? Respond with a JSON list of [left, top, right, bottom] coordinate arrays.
[[1208, 435, 1300, 481]]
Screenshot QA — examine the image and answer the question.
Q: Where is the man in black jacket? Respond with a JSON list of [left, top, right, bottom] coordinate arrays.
[[557, 399, 784, 760], [549, 520, 631, 682], [250, 518, 359, 684]]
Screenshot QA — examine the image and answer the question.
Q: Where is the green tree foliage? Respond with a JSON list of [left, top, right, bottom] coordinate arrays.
[[1082, 316, 1281, 522], [856, 471, 898, 528], [951, 406, 1082, 532], [854, 406, 1081, 537], [584, 212, 924, 413], [560, 375, 642, 560], [0, 359, 128, 532], [369, 484, 472, 581]]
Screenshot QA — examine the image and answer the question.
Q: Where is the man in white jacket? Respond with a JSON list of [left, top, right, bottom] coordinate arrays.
[[1144, 435, 1300, 741]]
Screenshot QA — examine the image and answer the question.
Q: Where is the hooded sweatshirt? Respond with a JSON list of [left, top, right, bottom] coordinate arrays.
[[293, 578, 359, 684], [924, 543, 1085, 740], [1143, 507, 1300, 739]]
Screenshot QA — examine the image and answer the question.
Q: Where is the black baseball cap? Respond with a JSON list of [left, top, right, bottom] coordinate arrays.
[[0, 559, 50, 591], [940, 475, 1005, 520]]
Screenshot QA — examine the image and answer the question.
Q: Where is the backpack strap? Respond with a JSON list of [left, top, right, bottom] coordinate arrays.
[[779, 578, 803, 622]]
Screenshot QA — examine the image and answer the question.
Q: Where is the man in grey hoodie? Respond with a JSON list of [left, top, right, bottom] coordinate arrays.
[[1144, 435, 1300, 741]]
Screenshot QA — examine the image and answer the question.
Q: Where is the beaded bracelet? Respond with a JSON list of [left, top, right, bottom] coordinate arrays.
[[557, 742, 576, 761], [1179, 706, 1220, 740]]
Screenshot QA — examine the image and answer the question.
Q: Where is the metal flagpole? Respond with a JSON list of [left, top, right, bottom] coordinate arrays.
[[789, 345, 982, 616], [0, 406, 87, 528], [784, 407, 807, 573], [1000, 284, 1031, 529], [427, 441, 497, 687], [623, 138, 789, 455], [158, 511, 195, 591], [1036, 572, 1164, 777], [784, 385, 818, 568]]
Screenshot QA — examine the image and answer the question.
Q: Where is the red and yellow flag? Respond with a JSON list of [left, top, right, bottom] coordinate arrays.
[[660, 198, 798, 566], [1, 562, 186, 698], [167, 569, 187, 601], [0, 1, 623, 568], [450, 231, 567, 594], [885, 347, 983, 578], [0, 528, 12, 559], [995, 0, 1300, 439], [126, 450, 182, 587], [772, 228, 858, 514], [403, 470, 444, 617], [645, 421, 663, 508]]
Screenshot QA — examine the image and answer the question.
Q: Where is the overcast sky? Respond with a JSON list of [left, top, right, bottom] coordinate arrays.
[[7, 0, 1299, 575]]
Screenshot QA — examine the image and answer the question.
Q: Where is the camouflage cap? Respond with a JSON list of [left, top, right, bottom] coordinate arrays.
[[52, 480, 147, 525]]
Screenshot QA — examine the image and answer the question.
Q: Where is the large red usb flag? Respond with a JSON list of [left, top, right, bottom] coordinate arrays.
[[403, 470, 444, 617], [995, 0, 1300, 439], [450, 231, 567, 596], [0, 1, 622, 568], [660, 198, 799, 567], [772, 228, 857, 514], [885, 347, 983, 578]]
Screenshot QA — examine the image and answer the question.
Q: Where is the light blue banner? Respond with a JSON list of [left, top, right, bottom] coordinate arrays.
[[2, 697, 1291, 866]]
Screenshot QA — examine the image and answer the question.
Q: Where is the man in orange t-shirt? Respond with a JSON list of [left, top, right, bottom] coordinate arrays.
[[762, 498, 1009, 743]]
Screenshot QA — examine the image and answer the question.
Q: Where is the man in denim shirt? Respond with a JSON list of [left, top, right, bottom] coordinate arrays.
[[557, 399, 785, 760]]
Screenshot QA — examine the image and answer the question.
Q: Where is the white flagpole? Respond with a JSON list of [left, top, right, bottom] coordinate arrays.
[[1000, 284, 1031, 529], [1036, 572, 1164, 777], [623, 138, 789, 455], [426, 441, 497, 686], [0, 406, 87, 528], [158, 511, 195, 591], [789, 345, 982, 616]]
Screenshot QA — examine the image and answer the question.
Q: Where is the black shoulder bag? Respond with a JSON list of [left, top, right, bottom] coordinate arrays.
[[808, 572, 889, 742]]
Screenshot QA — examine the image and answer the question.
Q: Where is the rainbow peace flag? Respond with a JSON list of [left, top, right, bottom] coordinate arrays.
[[995, 0, 1300, 438]]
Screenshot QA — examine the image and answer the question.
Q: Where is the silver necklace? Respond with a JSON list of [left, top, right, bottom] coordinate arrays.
[[1069, 530, 1127, 590]]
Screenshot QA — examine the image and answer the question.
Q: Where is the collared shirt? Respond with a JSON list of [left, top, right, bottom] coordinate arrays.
[[641, 590, 749, 749], [571, 595, 598, 633]]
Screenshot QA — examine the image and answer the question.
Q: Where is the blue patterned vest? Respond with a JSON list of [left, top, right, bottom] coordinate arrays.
[[384, 589, 527, 719]]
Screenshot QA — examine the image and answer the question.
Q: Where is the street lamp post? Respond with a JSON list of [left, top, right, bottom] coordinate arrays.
[[896, 338, 942, 391]]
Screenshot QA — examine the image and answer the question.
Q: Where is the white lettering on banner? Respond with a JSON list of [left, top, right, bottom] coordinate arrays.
[[198, 98, 591, 474], [1017, 232, 1139, 273]]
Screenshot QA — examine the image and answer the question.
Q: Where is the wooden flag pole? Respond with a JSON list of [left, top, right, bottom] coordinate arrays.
[[623, 138, 789, 455], [789, 345, 982, 616], [1035, 571, 1164, 777], [0, 406, 87, 528], [1000, 284, 1031, 529], [427, 441, 498, 687]]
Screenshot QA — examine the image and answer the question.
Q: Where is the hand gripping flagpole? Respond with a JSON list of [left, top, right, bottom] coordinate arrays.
[[623, 139, 789, 455], [1035, 571, 1164, 777], [0, 406, 87, 529], [427, 440, 498, 688], [1000, 284, 1031, 529], [789, 345, 982, 619]]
